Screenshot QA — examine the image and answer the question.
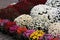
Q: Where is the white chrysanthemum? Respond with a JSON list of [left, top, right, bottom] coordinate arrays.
[[30, 4, 59, 22], [14, 14, 34, 29], [48, 22, 60, 37], [30, 4, 48, 17], [33, 14, 50, 29], [46, 0, 60, 21], [46, 0, 60, 9]]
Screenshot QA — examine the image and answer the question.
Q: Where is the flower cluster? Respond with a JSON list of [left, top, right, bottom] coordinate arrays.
[[32, 14, 50, 29], [0, 19, 28, 34], [48, 22, 60, 37], [0, 0, 60, 40], [16, 27, 27, 35], [23, 30, 35, 38], [46, 0, 60, 9], [14, 14, 51, 30], [0, 19, 60, 40], [5, 21, 16, 30], [46, 0, 60, 22], [30, 30, 45, 40], [0, 19, 10, 31], [30, 4, 59, 22], [14, 14, 34, 29]]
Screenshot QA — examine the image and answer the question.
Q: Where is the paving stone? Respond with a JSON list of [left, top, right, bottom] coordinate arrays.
[[0, 32, 14, 40]]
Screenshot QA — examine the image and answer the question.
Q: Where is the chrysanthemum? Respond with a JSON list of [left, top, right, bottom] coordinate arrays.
[[46, 0, 60, 9], [46, 0, 60, 21], [30, 30, 45, 40], [14, 14, 34, 29], [30, 4, 59, 22], [32, 14, 50, 29], [48, 22, 60, 37]]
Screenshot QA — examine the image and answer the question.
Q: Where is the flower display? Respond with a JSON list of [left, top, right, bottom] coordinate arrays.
[[30, 30, 45, 40], [0, 19, 60, 40], [30, 4, 59, 22], [48, 22, 60, 37], [32, 15, 50, 29], [0, 0, 60, 40], [14, 14, 34, 29]]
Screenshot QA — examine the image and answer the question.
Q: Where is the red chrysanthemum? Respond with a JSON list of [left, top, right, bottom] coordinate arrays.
[[14, 1, 34, 14], [5, 21, 16, 30], [9, 25, 19, 33], [18, 0, 47, 5], [16, 27, 27, 35]]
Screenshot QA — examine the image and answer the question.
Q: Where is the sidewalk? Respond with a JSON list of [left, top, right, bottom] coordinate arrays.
[[0, 32, 14, 40]]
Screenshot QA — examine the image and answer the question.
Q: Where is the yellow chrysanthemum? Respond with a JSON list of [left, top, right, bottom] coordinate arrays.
[[37, 30, 45, 37], [33, 36, 37, 39], [30, 30, 45, 40]]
